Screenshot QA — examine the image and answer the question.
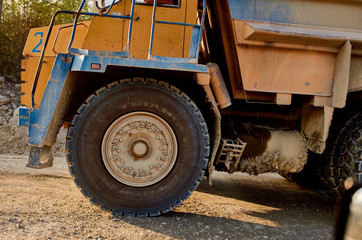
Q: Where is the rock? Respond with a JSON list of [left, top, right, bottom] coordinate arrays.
[[16, 223, 25, 229], [12, 103, 17, 110], [9, 114, 18, 126], [0, 76, 5, 83], [9, 108, 22, 126], [0, 105, 10, 111], [15, 84, 21, 89], [8, 75, 17, 83], [0, 95, 10, 105], [0, 116, 7, 125], [13, 107, 20, 118], [10, 93, 16, 98]]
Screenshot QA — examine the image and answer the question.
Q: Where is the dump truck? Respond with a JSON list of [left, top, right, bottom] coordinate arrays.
[[19, 0, 362, 216]]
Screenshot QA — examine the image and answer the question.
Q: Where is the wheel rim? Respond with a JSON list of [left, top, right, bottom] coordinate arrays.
[[101, 111, 178, 187]]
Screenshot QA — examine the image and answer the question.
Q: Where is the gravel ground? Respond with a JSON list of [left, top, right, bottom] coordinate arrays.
[[0, 154, 336, 240]]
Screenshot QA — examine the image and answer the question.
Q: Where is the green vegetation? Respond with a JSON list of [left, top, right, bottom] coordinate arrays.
[[0, 0, 92, 78]]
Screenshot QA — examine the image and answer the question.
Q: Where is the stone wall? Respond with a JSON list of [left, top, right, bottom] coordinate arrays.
[[0, 76, 66, 156], [0, 76, 21, 125]]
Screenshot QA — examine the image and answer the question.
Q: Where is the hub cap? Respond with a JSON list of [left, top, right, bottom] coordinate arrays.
[[101, 112, 178, 187]]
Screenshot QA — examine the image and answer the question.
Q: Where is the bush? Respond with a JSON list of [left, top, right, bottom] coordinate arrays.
[[0, 0, 91, 78]]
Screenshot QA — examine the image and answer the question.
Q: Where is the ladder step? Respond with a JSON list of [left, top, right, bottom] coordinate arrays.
[[215, 138, 247, 169]]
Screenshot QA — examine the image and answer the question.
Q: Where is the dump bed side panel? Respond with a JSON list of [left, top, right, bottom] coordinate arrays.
[[212, 0, 362, 107], [228, 0, 362, 30]]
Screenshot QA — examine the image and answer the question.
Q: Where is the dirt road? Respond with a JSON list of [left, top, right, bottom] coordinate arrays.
[[0, 154, 335, 240]]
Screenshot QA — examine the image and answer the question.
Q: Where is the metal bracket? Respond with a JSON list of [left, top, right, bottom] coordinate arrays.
[[27, 146, 54, 169]]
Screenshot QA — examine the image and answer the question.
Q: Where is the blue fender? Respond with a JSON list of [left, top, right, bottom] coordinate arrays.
[[28, 54, 74, 147]]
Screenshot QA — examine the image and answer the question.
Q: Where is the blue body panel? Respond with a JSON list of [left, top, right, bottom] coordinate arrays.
[[19, 107, 30, 126], [189, 27, 201, 59], [25, 53, 208, 147], [28, 54, 74, 146], [71, 55, 209, 73], [228, 0, 362, 30], [228, 0, 294, 23]]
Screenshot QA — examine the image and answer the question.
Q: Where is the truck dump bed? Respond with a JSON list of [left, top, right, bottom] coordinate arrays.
[[209, 0, 362, 107]]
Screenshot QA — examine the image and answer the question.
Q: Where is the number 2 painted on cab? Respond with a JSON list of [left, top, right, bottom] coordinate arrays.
[[32, 32, 44, 53]]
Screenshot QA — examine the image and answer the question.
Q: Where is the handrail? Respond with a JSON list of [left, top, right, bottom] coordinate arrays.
[[66, 0, 89, 53], [148, 0, 206, 60], [52, 23, 87, 54], [31, 0, 134, 108], [32, 10, 74, 108]]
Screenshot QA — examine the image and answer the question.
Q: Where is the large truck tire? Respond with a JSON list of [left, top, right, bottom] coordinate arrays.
[[322, 112, 362, 197], [66, 78, 210, 216]]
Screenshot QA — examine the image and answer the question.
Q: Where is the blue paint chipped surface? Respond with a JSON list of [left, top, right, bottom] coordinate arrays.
[[189, 27, 201, 59], [28, 53, 207, 147], [228, 0, 294, 24], [71, 55, 209, 73], [28, 54, 74, 146], [19, 107, 30, 126], [228, 0, 362, 31]]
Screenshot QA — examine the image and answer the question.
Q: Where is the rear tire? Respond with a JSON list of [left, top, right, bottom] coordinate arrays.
[[322, 112, 362, 197], [66, 78, 209, 216]]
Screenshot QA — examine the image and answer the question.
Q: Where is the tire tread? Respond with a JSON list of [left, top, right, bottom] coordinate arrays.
[[322, 112, 362, 197], [66, 78, 210, 217]]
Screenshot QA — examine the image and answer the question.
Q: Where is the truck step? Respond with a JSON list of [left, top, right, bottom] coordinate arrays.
[[215, 138, 247, 170]]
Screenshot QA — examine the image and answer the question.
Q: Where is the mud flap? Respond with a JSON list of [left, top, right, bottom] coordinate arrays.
[[27, 146, 54, 169], [26, 54, 74, 169]]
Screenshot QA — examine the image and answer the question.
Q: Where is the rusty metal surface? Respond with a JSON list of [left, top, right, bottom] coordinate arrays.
[[332, 41, 352, 108], [349, 56, 362, 92], [207, 63, 232, 109], [301, 105, 334, 154], [235, 41, 336, 97]]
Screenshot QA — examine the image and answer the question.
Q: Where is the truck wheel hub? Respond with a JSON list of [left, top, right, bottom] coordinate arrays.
[[101, 112, 178, 187], [131, 140, 149, 159]]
